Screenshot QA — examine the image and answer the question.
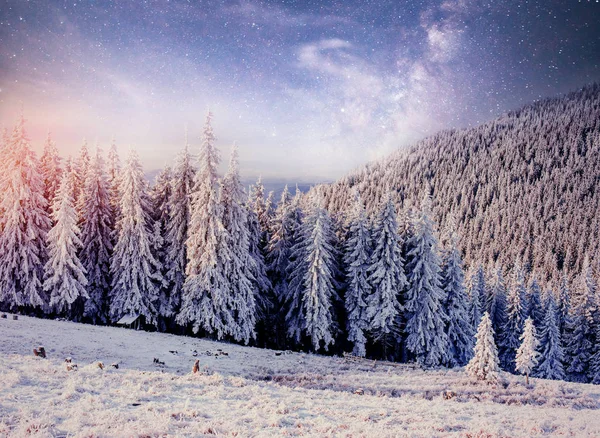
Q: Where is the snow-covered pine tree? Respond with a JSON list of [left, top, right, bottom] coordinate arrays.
[[177, 113, 231, 337], [501, 260, 528, 371], [535, 293, 565, 380], [164, 142, 195, 318], [264, 186, 294, 347], [515, 317, 539, 384], [110, 149, 163, 326], [366, 194, 405, 357], [252, 176, 270, 248], [344, 192, 372, 357], [39, 132, 62, 216], [442, 217, 474, 366], [565, 257, 595, 382], [0, 116, 51, 311], [219, 144, 257, 344], [267, 186, 293, 300], [81, 148, 113, 324], [404, 194, 449, 367], [246, 197, 272, 322], [466, 312, 500, 383], [43, 172, 88, 318], [557, 273, 571, 333], [150, 166, 173, 324], [286, 200, 339, 351], [488, 264, 508, 350], [106, 139, 121, 239], [468, 264, 486, 331], [74, 140, 91, 220], [527, 276, 544, 327]]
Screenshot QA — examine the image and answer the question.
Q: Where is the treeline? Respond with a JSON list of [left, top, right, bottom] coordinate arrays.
[[0, 112, 599, 385], [316, 84, 600, 284]]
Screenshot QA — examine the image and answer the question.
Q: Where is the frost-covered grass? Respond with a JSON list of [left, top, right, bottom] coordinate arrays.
[[1, 315, 600, 437]]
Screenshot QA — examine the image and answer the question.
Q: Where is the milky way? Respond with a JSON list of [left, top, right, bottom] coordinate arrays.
[[0, 0, 599, 179]]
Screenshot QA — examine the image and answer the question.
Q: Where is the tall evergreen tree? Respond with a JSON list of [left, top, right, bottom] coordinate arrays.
[[286, 202, 339, 351], [535, 293, 565, 380], [110, 149, 163, 325], [442, 217, 474, 366], [557, 273, 571, 334], [527, 276, 544, 327], [501, 260, 528, 371], [468, 264, 486, 331], [344, 193, 372, 357], [488, 264, 508, 350], [164, 142, 195, 317], [39, 132, 62, 216], [74, 140, 91, 219], [366, 195, 405, 356], [466, 312, 500, 382], [0, 117, 51, 311], [150, 166, 173, 323], [177, 113, 231, 337], [565, 258, 595, 382], [106, 139, 121, 240], [246, 200, 272, 321], [515, 317, 539, 384], [43, 172, 88, 318], [81, 148, 113, 324], [265, 186, 294, 347], [219, 144, 257, 344], [252, 176, 270, 248], [405, 194, 449, 367]]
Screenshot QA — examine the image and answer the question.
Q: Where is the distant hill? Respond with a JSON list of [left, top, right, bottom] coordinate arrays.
[[316, 84, 600, 283]]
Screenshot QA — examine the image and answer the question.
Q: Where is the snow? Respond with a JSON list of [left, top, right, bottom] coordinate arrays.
[[2, 315, 600, 437]]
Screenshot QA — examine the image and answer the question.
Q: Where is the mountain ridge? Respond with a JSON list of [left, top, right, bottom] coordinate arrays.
[[316, 83, 600, 283]]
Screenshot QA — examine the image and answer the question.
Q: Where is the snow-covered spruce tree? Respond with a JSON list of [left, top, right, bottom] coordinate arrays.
[[515, 317, 539, 384], [164, 142, 195, 318], [468, 264, 486, 331], [501, 260, 528, 372], [246, 198, 272, 323], [0, 117, 51, 311], [366, 195, 405, 357], [487, 264, 508, 351], [219, 144, 257, 344], [252, 176, 270, 248], [557, 273, 571, 333], [43, 172, 88, 318], [81, 148, 113, 324], [110, 149, 163, 326], [264, 185, 294, 347], [344, 192, 372, 357], [527, 276, 544, 327], [535, 293, 565, 380], [404, 194, 449, 367], [106, 139, 121, 238], [442, 217, 474, 366], [286, 201, 339, 351], [565, 258, 595, 382], [177, 113, 231, 338], [466, 312, 500, 383], [267, 186, 293, 300], [39, 132, 62, 216], [74, 140, 91, 220], [150, 166, 173, 324]]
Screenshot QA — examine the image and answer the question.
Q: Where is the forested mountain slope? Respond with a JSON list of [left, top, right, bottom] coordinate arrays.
[[318, 84, 600, 283]]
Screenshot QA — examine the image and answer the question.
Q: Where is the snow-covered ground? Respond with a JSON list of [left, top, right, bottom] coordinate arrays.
[[1, 315, 599, 437]]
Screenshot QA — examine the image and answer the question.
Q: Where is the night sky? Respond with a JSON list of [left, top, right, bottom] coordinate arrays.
[[1, 0, 599, 180]]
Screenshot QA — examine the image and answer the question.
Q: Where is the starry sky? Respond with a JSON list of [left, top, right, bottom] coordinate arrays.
[[1, 0, 599, 180]]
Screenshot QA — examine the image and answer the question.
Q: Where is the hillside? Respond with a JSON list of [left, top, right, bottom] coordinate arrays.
[[2, 315, 600, 437], [318, 84, 600, 282]]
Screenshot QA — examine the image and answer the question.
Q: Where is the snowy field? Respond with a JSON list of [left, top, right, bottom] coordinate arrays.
[[1, 316, 600, 437]]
